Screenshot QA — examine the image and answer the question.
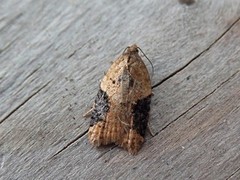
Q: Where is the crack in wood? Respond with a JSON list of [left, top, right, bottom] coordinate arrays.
[[50, 130, 88, 159], [156, 69, 240, 135], [226, 166, 240, 180], [0, 80, 52, 124], [0, 45, 53, 95], [67, 42, 88, 59], [22, 65, 43, 84], [152, 16, 240, 89], [15, 65, 44, 95], [67, 50, 77, 59]]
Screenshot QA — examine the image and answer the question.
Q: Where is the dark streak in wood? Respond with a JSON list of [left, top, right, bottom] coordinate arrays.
[[178, 0, 195, 5], [226, 167, 240, 180], [67, 50, 77, 59], [0, 80, 52, 124]]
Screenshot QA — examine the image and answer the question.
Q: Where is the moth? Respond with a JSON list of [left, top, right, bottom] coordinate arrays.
[[86, 44, 152, 155]]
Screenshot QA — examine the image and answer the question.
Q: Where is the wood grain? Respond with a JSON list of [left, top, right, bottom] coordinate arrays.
[[1, 0, 240, 179]]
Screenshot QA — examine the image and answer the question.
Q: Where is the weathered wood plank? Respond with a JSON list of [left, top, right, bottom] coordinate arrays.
[[1, 0, 240, 179]]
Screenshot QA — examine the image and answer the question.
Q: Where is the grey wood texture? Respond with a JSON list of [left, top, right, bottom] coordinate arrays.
[[1, 0, 240, 179]]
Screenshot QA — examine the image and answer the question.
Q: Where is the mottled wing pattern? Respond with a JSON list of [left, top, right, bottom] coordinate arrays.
[[88, 44, 152, 155]]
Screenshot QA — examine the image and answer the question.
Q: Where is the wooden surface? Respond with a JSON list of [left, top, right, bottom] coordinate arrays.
[[1, 0, 240, 179]]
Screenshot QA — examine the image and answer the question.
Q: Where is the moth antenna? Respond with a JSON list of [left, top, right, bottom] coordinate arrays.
[[123, 46, 129, 53], [122, 45, 154, 79], [137, 47, 154, 80]]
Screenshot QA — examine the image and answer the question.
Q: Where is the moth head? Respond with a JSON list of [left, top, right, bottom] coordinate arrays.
[[126, 44, 139, 53]]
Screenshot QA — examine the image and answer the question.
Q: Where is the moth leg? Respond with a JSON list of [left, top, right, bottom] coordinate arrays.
[[83, 109, 93, 118], [117, 116, 130, 127], [147, 122, 155, 137], [83, 104, 95, 118], [117, 116, 130, 134], [127, 129, 144, 155], [120, 116, 144, 155]]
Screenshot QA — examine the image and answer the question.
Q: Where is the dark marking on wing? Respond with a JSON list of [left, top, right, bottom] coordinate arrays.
[[132, 95, 151, 136], [90, 89, 110, 126]]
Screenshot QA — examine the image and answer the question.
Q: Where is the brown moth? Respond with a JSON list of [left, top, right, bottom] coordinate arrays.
[[88, 44, 152, 155]]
